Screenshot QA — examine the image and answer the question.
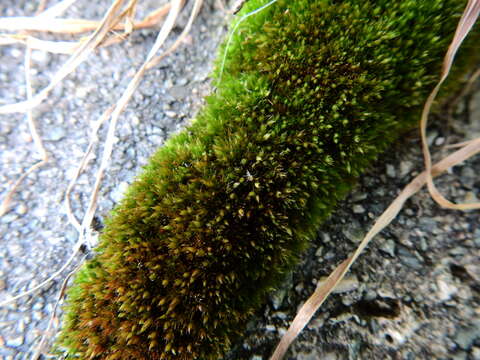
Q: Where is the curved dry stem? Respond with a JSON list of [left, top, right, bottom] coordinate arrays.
[[271, 1, 480, 358], [29, 256, 87, 360], [64, 105, 115, 233], [0, 0, 129, 114], [0, 43, 48, 217], [0, 159, 47, 217], [0, 35, 80, 54], [0, 241, 83, 307], [420, 0, 480, 211], [447, 67, 480, 118], [146, 0, 200, 70], [78, 0, 184, 249], [270, 137, 480, 360], [0, 3, 171, 35]]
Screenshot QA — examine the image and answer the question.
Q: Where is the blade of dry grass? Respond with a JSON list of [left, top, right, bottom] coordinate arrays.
[[29, 256, 87, 360], [78, 0, 184, 248], [270, 137, 480, 360], [0, 36, 49, 217], [0, 0, 82, 54], [447, 67, 480, 118], [0, 238, 85, 307], [36, 0, 78, 19], [445, 138, 480, 149], [0, 0, 196, 307], [0, 3, 171, 34], [0, 0, 129, 114], [271, 2, 480, 358], [64, 105, 115, 233], [146, 0, 200, 70], [420, 0, 480, 211], [0, 34, 80, 54]]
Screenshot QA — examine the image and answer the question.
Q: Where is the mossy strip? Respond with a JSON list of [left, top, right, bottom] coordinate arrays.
[[58, 0, 479, 359]]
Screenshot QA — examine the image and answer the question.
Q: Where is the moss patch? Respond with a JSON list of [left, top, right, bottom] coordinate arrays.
[[57, 0, 479, 359]]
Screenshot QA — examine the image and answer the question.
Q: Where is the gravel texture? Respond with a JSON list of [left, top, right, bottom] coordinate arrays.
[[0, 1, 479, 360]]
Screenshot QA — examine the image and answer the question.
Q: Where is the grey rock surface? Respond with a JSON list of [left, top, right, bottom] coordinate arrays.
[[0, 1, 479, 360]]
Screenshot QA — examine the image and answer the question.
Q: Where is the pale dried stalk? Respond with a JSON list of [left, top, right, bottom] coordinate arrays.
[[35, 0, 78, 20], [147, 0, 199, 70], [0, 2, 173, 57], [445, 138, 480, 149], [0, 236, 85, 307], [0, 0, 199, 307], [30, 256, 87, 360], [79, 0, 185, 248], [420, 0, 480, 211], [270, 137, 480, 360], [0, 35, 79, 54], [0, 3, 171, 35], [447, 67, 480, 118], [0, 0, 81, 54], [0, 0, 130, 114], [271, 1, 480, 358], [64, 106, 115, 233], [0, 159, 47, 217], [0, 28, 49, 217]]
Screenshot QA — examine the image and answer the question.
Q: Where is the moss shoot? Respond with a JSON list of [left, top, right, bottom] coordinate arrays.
[[58, 0, 478, 359]]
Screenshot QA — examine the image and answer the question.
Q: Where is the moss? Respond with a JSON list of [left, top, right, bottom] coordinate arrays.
[[57, 0, 479, 359]]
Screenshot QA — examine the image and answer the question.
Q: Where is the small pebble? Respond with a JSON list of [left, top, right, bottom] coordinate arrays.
[[398, 246, 423, 270], [434, 136, 445, 146], [265, 324, 276, 332], [351, 192, 368, 202], [32, 311, 44, 321], [320, 232, 331, 244], [110, 182, 130, 203], [471, 347, 480, 360], [386, 164, 396, 178], [463, 191, 478, 207], [316, 275, 359, 294], [364, 289, 377, 301], [400, 160, 414, 177], [6, 334, 24, 348], [47, 127, 66, 141], [15, 204, 28, 215], [273, 312, 287, 320], [1, 213, 17, 224], [342, 224, 363, 243], [436, 276, 457, 302], [271, 287, 288, 310], [353, 204, 365, 214], [165, 110, 177, 118], [454, 320, 480, 350], [31, 50, 49, 64], [451, 352, 468, 360]]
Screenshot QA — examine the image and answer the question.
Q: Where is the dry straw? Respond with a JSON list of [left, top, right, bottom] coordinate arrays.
[[0, 0, 204, 357], [271, 0, 480, 358]]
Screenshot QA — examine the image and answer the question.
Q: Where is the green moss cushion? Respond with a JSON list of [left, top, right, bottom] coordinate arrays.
[[57, 0, 478, 359]]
